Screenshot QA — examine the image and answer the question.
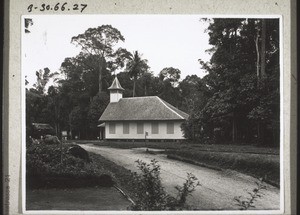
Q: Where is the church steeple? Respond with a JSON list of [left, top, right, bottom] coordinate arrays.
[[108, 76, 124, 103]]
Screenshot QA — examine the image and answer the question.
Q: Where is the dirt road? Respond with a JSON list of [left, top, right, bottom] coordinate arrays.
[[79, 144, 280, 210]]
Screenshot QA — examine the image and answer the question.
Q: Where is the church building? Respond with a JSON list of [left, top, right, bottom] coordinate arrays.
[[98, 76, 189, 140]]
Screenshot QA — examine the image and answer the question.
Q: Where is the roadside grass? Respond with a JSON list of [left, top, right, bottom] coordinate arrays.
[[88, 140, 279, 155], [166, 149, 280, 187]]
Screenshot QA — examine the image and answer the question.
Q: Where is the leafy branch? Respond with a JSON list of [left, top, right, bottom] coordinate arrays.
[[234, 181, 266, 210]]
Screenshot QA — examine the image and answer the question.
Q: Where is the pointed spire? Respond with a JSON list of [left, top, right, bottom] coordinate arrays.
[[108, 76, 125, 91]]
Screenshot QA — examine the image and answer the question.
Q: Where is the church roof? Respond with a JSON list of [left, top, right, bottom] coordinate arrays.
[[108, 77, 125, 91], [99, 96, 189, 121]]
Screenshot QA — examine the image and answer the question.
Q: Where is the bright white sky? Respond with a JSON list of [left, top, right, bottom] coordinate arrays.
[[22, 15, 213, 87]]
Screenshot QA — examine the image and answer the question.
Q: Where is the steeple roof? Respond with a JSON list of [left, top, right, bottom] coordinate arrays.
[[108, 76, 125, 91]]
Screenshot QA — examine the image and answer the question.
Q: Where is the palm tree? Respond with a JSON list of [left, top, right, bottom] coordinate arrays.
[[126, 51, 149, 97]]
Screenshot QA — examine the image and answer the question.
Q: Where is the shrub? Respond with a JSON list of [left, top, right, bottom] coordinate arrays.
[[130, 159, 168, 210], [130, 159, 200, 210], [234, 181, 267, 210], [26, 143, 114, 188], [175, 173, 201, 207]]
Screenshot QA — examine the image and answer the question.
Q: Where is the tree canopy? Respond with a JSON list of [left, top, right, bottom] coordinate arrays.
[[182, 18, 280, 145]]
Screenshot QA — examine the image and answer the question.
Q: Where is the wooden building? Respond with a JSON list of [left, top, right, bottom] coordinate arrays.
[[99, 77, 189, 140]]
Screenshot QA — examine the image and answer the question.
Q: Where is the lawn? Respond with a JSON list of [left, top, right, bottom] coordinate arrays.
[[26, 187, 130, 210]]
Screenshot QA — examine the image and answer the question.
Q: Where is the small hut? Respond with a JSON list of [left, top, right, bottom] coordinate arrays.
[[31, 123, 55, 139]]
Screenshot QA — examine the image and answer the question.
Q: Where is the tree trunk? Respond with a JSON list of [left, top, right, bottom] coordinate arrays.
[[98, 57, 105, 94], [144, 84, 147, 96], [255, 31, 260, 82], [55, 124, 58, 137], [58, 123, 60, 139], [133, 77, 136, 97], [260, 19, 267, 78], [257, 122, 260, 142], [232, 117, 236, 142], [99, 61, 102, 93]]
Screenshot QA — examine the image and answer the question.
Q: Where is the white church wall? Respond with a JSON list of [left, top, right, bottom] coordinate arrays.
[[105, 121, 185, 139]]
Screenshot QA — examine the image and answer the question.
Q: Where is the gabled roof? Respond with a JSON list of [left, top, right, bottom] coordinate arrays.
[[108, 77, 124, 91], [99, 96, 189, 121]]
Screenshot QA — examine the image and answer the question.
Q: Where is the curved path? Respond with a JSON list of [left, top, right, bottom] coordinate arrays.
[[79, 144, 280, 210]]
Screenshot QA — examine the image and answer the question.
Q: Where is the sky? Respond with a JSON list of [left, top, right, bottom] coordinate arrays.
[[22, 15, 213, 87]]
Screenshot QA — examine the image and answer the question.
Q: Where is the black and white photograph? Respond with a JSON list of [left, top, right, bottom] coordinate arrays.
[[22, 15, 282, 213]]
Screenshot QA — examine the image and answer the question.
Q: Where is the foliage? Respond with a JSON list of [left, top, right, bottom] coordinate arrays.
[[159, 67, 181, 87], [33, 67, 59, 94], [26, 142, 114, 188], [125, 51, 150, 97], [130, 159, 168, 210], [88, 93, 109, 123], [69, 106, 88, 134], [71, 25, 131, 93], [234, 181, 267, 210], [175, 173, 201, 207], [183, 18, 280, 146], [130, 159, 200, 210]]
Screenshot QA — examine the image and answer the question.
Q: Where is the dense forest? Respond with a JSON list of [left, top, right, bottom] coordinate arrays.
[[26, 18, 280, 146]]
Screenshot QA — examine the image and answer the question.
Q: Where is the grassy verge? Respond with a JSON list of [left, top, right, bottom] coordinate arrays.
[[90, 140, 279, 155], [165, 149, 280, 187]]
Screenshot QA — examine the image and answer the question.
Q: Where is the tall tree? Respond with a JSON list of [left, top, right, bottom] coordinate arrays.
[[159, 67, 181, 87], [33, 67, 59, 94], [157, 67, 182, 107], [126, 51, 149, 97], [183, 18, 280, 145], [139, 72, 154, 96], [71, 25, 131, 93]]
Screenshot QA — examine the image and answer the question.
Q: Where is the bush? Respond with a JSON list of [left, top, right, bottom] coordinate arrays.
[[234, 181, 267, 210], [130, 159, 168, 210], [26, 143, 114, 188], [175, 173, 201, 207], [130, 159, 200, 210]]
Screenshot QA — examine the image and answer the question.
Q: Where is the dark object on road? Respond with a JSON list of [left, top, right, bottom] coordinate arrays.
[[43, 135, 61, 145], [68, 145, 90, 162]]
